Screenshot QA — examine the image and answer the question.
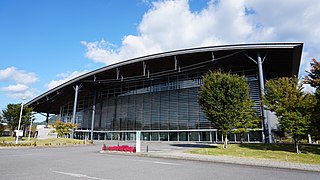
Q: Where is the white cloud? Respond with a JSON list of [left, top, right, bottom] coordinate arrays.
[[81, 0, 253, 65], [0, 67, 38, 101], [81, 0, 320, 80], [0, 67, 37, 85], [0, 84, 29, 92], [245, 1, 320, 43], [245, 0, 320, 78], [80, 40, 122, 65], [5, 89, 38, 100], [46, 70, 89, 90]]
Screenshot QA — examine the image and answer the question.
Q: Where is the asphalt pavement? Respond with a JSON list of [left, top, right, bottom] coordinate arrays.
[[100, 141, 320, 172], [0, 141, 319, 180]]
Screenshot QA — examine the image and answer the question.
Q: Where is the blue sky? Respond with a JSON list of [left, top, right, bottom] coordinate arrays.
[[1, 0, 319, 121], [0, 0, 149, 106]]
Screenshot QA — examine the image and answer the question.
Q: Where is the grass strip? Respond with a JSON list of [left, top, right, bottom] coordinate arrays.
[[188, 143, 320, 164], [0, 137, 91, 147]]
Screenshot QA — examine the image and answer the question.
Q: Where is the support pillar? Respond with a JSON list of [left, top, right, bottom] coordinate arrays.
[[174, 56, 180, 72], [257, 53, 272, 143], [116, 68, 120, 80], [59, 106, 63, 122], [215, 131, 218, 142], [71, 84, 79, 138], [90, 91, 97, 141], [143, 61, 146, 76], [45, 113, 49, 128]]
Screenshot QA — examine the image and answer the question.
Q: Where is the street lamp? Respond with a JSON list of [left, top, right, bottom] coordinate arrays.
[[27, 117, 34, 141], [15, 97, 25, 144]]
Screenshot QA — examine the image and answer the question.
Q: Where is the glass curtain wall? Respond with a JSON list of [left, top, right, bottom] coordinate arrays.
[[61, 71, 262, 141], [93, 72, 211, 131]]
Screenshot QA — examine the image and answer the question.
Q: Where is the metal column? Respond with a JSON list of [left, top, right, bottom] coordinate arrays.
[[90, 91, 97, 141], [59, 106, 63, 122], [45, 113, 49, 128], [215, 131, 218, 142], [71, 84, 79, 138], [257, 53, 272, 143]]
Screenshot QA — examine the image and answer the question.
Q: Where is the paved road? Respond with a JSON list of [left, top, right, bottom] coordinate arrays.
[[0, 143, 319, 180]]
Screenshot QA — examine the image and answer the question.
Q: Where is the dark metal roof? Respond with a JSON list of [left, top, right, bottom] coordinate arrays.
[[26, 42, 303, 114]]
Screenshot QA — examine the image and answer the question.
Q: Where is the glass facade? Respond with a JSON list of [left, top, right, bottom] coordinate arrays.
[[60, 71, 262, 142], [25, 43, 304, 143]]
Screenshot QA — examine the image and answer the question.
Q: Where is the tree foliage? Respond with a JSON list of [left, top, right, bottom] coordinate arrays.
[[199, 71, 258, 148], [52, 121, 78, 138], [233, 99, 260, 143], [310, 90, 320, 140], [304, 58, 320, 89], [263, 77, 314, 153], [304, 58, 320, 140], [1, 104, 33, 135]]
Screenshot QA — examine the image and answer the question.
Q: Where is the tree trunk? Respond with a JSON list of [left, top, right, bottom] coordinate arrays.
[[23, 124, 28, 136], [308, 134, 312, 144], [240, 132, 244, 144], [223, 135, 228, 149], [294, 136, 300, 154]]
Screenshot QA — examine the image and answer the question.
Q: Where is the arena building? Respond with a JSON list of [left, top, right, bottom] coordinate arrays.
[[26, 43, 303, 142]]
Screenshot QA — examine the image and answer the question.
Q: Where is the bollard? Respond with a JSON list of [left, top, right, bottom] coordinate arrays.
[[146, 145, 148, 152]]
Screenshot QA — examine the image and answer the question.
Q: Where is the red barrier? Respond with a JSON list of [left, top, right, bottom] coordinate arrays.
[[102, 144, 107, 151], [108, 145, 136, 153]]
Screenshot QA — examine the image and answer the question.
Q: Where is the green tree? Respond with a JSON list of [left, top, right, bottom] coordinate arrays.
[[304, 58, 320, 89], [303, 93, 319, 141], [52, 121, 78, 138], [199, 71, 258, 148], [1, 104, 33, 136], [263, 77, 314, 153], [233, 99, 260, 143], [304, 58, 320, 140]]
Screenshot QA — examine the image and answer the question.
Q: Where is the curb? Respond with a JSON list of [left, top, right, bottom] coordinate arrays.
[[99, 150, 320, 173]]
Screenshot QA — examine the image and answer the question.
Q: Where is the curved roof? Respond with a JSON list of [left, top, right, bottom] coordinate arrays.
[[26, 42, 303, 114]]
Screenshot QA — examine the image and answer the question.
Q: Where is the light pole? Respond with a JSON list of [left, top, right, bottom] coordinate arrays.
[[27, 118, 34, 141], [15, 97, 25, 144]]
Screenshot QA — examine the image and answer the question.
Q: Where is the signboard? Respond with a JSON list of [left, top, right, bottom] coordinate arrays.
[[136, 131, 141, 153], [14, 130, 23, 137]]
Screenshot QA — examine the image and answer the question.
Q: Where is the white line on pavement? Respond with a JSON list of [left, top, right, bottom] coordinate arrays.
[[52, 170, 109, 180]]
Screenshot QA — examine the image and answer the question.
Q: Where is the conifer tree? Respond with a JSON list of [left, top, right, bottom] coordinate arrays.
[[1, 104, 33, 135], [304, 58, 320, 140]]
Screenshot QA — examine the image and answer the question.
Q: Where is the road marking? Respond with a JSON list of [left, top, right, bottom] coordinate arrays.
[[132, 159, 183, 166], [52, 170, 109, 180]]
